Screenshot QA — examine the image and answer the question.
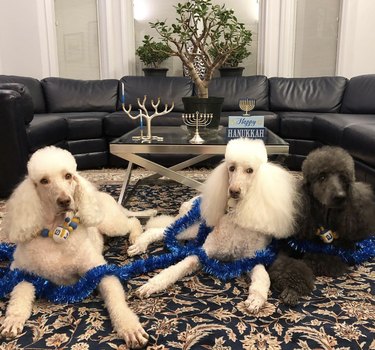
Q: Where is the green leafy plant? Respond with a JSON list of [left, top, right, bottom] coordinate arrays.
[[146, 0, 252, 98], [209, 42, 252, 68], [136, 35, 171, 68]]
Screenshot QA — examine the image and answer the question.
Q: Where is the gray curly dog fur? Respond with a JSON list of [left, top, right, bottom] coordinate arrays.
[[269, 146, 375, 305]]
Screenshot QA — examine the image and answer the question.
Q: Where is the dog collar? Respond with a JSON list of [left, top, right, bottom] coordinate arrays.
[[316, 226, 339, 244], [41, 215, 80, 244]]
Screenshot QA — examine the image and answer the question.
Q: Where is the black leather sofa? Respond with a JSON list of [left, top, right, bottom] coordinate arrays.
[[1, 74, 375, 198]]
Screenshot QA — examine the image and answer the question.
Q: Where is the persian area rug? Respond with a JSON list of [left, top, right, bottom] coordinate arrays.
[[0, 169, 374, 350]]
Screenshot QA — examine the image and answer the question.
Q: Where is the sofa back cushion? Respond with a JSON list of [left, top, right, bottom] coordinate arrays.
[[341, 74, 375, 114], [41, 77, 119, 113], [0, 75, 46, 113], [207, 76, 269, 111], [120, 76, 193, 112], [269, 76, 347, 112]]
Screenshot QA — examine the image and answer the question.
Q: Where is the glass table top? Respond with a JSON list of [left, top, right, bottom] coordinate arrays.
[[112, 126, 288, 146]]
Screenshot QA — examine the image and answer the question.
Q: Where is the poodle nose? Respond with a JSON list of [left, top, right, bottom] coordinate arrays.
[[333, 192, 346, 205], [57, 197, 71, 208], [229, 189, 241, 199]]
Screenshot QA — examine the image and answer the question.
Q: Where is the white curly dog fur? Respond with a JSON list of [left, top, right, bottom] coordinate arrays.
[[0, 146, 154, 349], [129, 138, 300, 312]]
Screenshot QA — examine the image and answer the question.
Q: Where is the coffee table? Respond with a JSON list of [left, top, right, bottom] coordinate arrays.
[[110, 126, 289, 205]]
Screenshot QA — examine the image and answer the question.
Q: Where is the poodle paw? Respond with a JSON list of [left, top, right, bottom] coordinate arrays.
[[117, 321, 149, 349], [0, 316, 25, 338], [129, 229, 143, 245], [280, 287, 300, 305], [244, 291, 266, 313], [137, 281, 163, 298], [127, 240, 148, 257]]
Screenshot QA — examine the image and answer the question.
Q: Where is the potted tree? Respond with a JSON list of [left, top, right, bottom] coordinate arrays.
[[210, 42, 252, 77], [136, 35, 171, 76], [146, 0, 252, 131]]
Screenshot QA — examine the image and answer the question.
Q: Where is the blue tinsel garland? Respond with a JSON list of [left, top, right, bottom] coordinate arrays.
[[3, 196, 373, 303], [286, 236, 375, 265]]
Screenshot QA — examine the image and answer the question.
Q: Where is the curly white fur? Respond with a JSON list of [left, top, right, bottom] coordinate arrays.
[[131, 138, 300, 313], [0, 146, 149, 348]]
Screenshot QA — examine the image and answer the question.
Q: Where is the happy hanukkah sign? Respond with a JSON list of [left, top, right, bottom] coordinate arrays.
[[227, 115, 265, 140], [227, 97, 265, 140]]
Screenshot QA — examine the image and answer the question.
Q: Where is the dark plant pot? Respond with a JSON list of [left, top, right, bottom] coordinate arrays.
[[142, 68, 168, 77], [182, 96, 224, 136], [219, 67, 245, 77]]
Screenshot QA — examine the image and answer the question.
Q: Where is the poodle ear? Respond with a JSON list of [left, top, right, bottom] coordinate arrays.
[[73, 174, 103, 227], [2, 177, 44, 243], [200, 162, 229, 227], [237, 162, 299, 238]]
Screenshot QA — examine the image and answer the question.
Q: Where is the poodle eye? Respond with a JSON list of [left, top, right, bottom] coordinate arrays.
[[246, 168, 253, 174], [229, 165, 235, 172], [65, 173, 72, 180], [40, 178, 49, 185], [319, 174, 326, 182]]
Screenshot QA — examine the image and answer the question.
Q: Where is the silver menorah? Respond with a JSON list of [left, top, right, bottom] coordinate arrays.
[[239, 98, 256, 115], [182, 112, 213, 144], [122, 95, 174, 143]]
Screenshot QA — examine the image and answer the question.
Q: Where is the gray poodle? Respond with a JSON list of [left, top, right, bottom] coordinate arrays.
[[269, 146, 375, 305]]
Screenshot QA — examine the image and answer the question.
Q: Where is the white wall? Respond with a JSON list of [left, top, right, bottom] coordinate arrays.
[[0, 0, 374, 79], [0, 0, 58, 79], [337, 0, 375, 78]]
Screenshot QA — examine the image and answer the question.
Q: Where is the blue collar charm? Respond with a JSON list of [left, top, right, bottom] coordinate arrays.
[[316, 226, 339, 244], [41, 216, 80, 243]]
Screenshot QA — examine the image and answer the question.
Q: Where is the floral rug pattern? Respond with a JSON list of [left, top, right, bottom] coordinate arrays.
[[0, 169, 374, 350]]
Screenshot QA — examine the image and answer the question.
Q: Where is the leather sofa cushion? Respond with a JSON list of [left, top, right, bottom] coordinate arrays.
[[68, 138, 107, 155], [269, 76, 347, 112], [219, 110, 279, 133], [0, 84, 34, 124], [278, 112, 318, 140], [41, 77, 119, 113], [104, 111, 183, 138], [341, 123, 375, 168], [26, 115, 68, 152], [341, 74, 375, 114], [120, 76, 193, 112], [313, 114, 375, 145], [284, 139, 321, 156], [0, 75, 46, 113], [41, 112, 107, 140], [207, 76, 269, 111]]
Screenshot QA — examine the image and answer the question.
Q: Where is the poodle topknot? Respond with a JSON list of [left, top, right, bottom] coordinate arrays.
[[302, 146, 355, 184], [27, 146, 77, 183], [225, 138, 268, 169]]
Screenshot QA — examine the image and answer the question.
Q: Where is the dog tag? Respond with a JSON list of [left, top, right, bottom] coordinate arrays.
[[320, 229, 334, 243], [52, 226, 70, 243]]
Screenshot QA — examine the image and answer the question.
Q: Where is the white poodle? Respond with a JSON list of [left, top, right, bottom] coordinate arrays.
[[0, 146, 153, 349], [130, 138, 300, 312]]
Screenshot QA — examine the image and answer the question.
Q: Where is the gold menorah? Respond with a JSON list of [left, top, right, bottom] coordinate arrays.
[[182, 111, 213, 144], [239, 98, 256, 115]]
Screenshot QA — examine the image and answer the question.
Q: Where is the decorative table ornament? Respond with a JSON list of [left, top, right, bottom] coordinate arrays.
[[122, 95, 174, 143], [227, 114, 265, 141], [182, 111, 213, 144], [239, 98, 256, 115]]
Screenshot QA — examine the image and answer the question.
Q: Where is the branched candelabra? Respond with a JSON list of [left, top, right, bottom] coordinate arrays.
[[122, 95, 174, 143], [239, 98, 256, 115], [182, 111, 213, 144]]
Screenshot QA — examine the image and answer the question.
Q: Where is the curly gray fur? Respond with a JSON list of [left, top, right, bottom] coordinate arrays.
[[269, 146, 375, 305]]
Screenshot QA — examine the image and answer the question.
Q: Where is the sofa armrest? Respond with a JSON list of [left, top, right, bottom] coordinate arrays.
[[0, 87, 32, 197]]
